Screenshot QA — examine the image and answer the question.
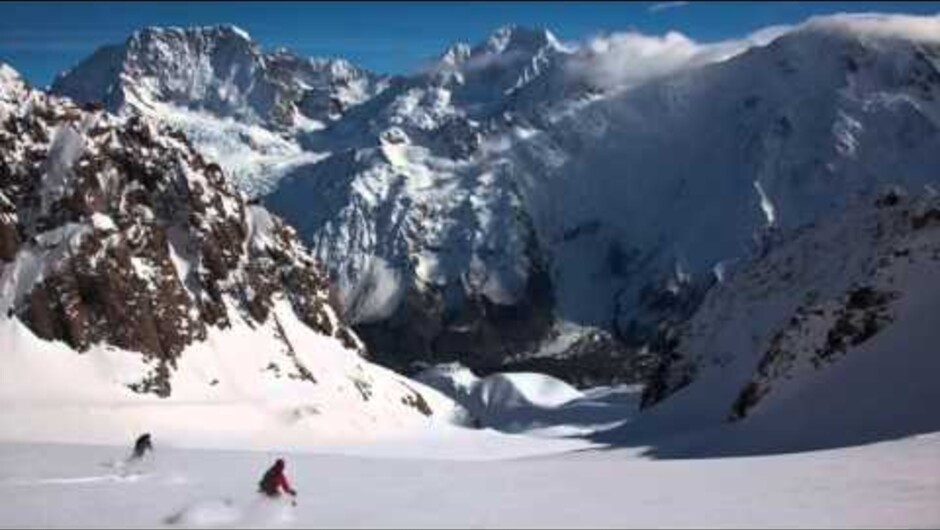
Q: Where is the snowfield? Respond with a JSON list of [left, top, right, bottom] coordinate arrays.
[[0, 432, 937, 528], [415, 363, 634, 436], [0, 334, 937, 529], [2, 326, 936, 528], [0, 312, 464, 450]]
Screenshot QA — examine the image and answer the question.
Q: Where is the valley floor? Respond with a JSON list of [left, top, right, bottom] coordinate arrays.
[[0, 387, 937, 529]]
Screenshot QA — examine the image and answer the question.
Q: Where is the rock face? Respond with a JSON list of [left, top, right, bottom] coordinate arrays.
[[52, 25, 379, 129], [349, 216, 556, 376], [52, 25, 385, 197], [51, 15, 940, 388], [0, 64, 362, 397]]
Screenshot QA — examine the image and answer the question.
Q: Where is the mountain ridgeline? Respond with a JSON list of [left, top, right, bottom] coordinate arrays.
[[45, 14, 940, 397]]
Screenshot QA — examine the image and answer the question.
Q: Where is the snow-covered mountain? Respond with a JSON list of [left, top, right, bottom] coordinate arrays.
[[52, 25, 385, 196], [505, 14, 940, 352], [0, 63, 459, 445], [599, 186, 940, 455], [51, 14, 940, 387]]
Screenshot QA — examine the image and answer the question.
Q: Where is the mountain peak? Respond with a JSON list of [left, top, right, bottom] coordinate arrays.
[[481, 25, 562, 56], [438, 42, 472, 66], [131, 24, 254, 45], [0, 62, 28, 115], [0, 62, 24, 91], [431, 25, 562, 74]]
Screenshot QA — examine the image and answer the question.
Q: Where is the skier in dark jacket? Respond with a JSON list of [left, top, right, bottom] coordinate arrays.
[[258, 458, 297, 499], [131, 433, 153, 460]]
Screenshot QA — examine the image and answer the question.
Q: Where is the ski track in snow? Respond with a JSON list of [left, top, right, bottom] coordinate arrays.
[[0, 433, 937, 528]]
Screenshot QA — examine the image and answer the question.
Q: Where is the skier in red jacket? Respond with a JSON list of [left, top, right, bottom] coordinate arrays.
[[258, 458, 297, 499]]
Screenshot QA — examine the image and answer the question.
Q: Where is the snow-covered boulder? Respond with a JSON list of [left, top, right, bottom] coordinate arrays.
[[416, 362, 585, 429], [474, 372, 584, 411]]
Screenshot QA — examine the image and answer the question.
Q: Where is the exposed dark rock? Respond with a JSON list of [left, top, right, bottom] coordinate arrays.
[[0, 219, 18, 262], [354, 208, 555, 376], [912, 206, 940, 230], [357, 260, 555, 376], [398, 382, 433, 416], [728, 285, 897, 421], [875, 186, 905, 208], [503, 329, 649, 389], [0, 84, 363, 397]]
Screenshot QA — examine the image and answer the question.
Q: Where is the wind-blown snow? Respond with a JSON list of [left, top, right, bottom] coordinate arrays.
[[802, 12, 940, 43], [564, 24, 791, 90], [754, 180, 777, 227], [342, 256, 405, 324], [41, 125, 86, 213], [573, 11, 940, 93]]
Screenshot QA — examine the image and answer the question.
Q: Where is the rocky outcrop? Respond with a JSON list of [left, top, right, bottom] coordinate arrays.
[[0, 70, 362, 396], [355, 227, 555, 376], [640, 188, 940, 419], [501, 328, 643, 389], [51, 25, 381, 130], [728, 285, 898, 421], [0, 192, 18, 262]]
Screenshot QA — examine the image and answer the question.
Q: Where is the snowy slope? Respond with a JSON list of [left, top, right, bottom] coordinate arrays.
[[0, 63, 460, 446], [0, 433, 937, 528], [596, 187, 940, 457], [415, 362, 609, 431], [0, 306, 458, 447], [51, 14, 940, 386]]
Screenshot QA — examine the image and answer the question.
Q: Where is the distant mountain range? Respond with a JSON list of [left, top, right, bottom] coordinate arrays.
[[3, 13, 938, 438]]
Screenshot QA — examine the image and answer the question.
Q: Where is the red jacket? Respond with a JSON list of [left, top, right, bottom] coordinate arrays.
[[275, 472, 294, 495], [259, 460, 296, 497]]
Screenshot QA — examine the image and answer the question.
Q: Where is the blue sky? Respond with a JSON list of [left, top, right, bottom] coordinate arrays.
[[1, 2, 938, 86]]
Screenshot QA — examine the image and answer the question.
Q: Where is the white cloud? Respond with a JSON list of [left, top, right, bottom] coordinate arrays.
[[429, 12, 940, 94], [561, 11, 940, 92], [799, 12, 940, 43], [648, 2, 689, 14], [565, 24, 792, 90]]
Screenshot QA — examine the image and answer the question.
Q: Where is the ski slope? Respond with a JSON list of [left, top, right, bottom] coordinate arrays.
[[0, 432, 937, 528], [0, 311, 463, 451]]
